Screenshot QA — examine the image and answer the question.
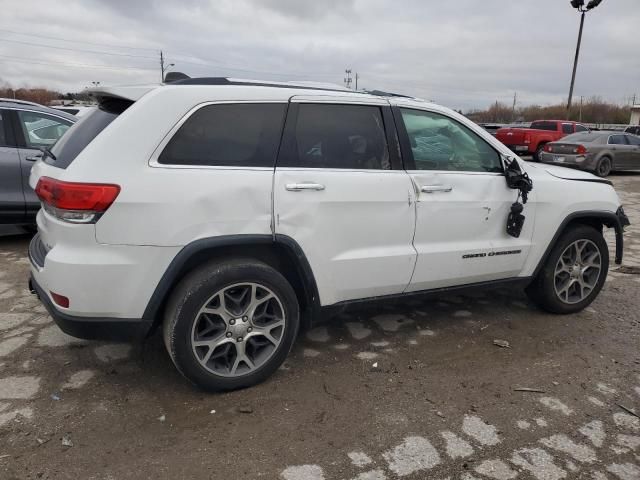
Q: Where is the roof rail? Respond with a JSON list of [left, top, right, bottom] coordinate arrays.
[[166, 75, 355, 93], [164, 72, 416, 98], [0, 97, 43, 107], [365, 89, 414, 99]]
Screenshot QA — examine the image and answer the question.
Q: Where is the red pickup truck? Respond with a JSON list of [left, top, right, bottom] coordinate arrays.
[[496, 120, 590, 161]]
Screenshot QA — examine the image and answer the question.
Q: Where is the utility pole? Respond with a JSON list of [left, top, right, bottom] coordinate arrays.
[[160, 50, 165, 83], [579, 95, 584, 122], [344, 69, 352, 89], [512, 92, 517, 121], [355, 72, 359, 91]]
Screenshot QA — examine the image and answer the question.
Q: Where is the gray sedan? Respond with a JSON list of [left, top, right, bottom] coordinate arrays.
[[539, 131, 640, 177]]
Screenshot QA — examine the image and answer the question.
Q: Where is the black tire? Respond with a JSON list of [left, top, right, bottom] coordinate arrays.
[[526, 225, 608, 314], [595, 156, 612, 177], [163, 258, 300, 391], [532, 144, 546, 162]]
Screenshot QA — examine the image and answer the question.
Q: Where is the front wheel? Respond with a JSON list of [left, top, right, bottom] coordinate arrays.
[[163, 259, 300, 391], [526, 225, 609, 314]]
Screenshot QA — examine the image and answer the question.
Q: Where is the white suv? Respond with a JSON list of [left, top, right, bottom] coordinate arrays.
[[28, 77, 629, 391]]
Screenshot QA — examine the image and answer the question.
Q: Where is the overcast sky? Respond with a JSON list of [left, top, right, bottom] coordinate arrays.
[[0, 0, 638, 111]]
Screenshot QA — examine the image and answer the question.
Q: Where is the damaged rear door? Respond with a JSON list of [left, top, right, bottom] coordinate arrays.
[[394, 106, 536, 292]]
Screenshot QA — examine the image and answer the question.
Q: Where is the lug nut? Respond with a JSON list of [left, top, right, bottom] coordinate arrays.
[[237, 337, 243, 342], [243, 316, 248, 322], [226, 332, 232, 338], [247, 327, 252, 332], [229, 319, 236, 325]]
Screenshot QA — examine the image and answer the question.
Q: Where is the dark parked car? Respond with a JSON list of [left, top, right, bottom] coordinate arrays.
[[539, 131, 640, 177], [0, 99, 76, 225], [625, 125, 640, 136]]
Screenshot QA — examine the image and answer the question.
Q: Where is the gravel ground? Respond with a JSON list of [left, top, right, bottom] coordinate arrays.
[[1, 173, 640, 480]]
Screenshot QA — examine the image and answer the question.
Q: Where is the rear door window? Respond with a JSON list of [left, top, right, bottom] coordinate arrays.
[[561, 123, 574, 134], [625, 135, 640, 146], [158, 103, 287, 167], [278, 103, 390, 170], [17, 111, 72, 149], [575, 124, 589, 132], [609, 135, 628, 145], [49, 98, 132, 169]]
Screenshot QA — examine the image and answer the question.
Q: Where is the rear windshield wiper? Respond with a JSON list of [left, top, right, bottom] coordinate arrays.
[[39, 146, 57, 162]]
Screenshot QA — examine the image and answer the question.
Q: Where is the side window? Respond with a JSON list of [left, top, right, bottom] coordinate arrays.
[[562, 123, 574, 134], [0, 110, 6, 146], [400, 108, 502, 173], [575, 124, 589, 132], [281, 103, 390, 170], [158, 103, 286, 167], [609, 135, 627, 145], [17, 111, 72, 149], [625, 135, 640, 146]]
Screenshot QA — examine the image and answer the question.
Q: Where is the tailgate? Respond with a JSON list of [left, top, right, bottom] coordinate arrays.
[[496, 128, 526, 145]]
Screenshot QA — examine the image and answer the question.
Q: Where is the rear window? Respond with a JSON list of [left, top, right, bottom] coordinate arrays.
[[158, 103, 287, 167], [48, 98, 132, 169], [530, 121, 558, 131], [561, 132, 598, 143]]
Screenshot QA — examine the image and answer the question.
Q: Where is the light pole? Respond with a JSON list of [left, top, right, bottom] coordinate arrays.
[[567, 0, 603, 116]]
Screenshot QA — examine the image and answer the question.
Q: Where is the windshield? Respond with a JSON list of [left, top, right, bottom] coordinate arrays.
[[48, 98, 132, 169]]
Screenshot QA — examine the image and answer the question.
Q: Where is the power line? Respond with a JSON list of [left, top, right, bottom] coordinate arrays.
[[0, 54, 156, 72], [0, 37, 158, 59], [0, 27, 161, 52]]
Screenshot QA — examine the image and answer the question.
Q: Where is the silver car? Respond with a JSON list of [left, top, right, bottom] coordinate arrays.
[[539, 131, 640, 177], [0, 99, 76, 226]]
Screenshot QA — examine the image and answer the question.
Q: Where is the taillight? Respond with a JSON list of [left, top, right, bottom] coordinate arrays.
[[573, 145, 587, 155], [35, 177, 120, 224], [544, 144, 553, 153], [524, 134, 531, 144]]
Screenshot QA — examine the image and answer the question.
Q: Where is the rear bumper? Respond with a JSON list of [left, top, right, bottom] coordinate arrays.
[[539, 152, 596, 170], [29, 274, 152, 341]]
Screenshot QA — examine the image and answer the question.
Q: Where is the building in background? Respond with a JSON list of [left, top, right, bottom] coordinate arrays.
[[631, 104, 640, 125]]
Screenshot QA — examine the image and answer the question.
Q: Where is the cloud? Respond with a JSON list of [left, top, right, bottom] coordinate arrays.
[[0, 0, 637, 110]]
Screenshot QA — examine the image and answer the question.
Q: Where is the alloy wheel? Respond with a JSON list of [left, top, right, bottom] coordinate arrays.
[[190, 283, 285, 377], [553, 239, 602, 304]]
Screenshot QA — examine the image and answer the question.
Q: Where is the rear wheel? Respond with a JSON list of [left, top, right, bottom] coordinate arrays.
[[526, 225, 608, 314], [163, 259, 300, 391], [533, 143, 546, 162], [595, 156, 612, 177]]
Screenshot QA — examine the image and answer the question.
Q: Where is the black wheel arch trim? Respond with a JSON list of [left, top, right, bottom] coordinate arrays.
[[532, 209, 628, 279], [141, 234, 322, 331]]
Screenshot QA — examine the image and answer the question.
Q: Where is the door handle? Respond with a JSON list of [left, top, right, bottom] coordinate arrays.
[[285, 183, 326, 192], [421, 185, 453, 193], [26, 155, 42, 162]]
